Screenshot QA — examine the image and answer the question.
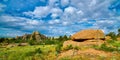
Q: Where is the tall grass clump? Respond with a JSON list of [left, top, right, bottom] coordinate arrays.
[[93, 40, 120, 52]]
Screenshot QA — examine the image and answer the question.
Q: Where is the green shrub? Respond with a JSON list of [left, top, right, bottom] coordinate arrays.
[[42, 40, 55, 45], [56, 43, 63, 54], [98, 43, 117, 52], [92, 45, 99, 49], [94, 43, 117, 52], [106, 32, 117, 40], [93, 40, 120, 52], [64, 45, 73, 50], [35, 48, 42, 53], [25, 48, 42, 57], [117, 28, 120, 37], [73, 46, 80, 50], [106, 40, 115, 44], [59, 56, 71, 60], [28, 40, 36, 45]]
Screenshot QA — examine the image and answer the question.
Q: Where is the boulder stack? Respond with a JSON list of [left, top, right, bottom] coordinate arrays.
[[30, 31, 46, 41], [15, 36, 20, 40], [22, 34, 31, 40], [71, 29, 105, 41], [15, 31, 47, 41], [63, 29, 105, 48]]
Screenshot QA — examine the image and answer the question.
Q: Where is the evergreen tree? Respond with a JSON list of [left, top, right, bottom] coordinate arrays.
[[0, 38, 5, 43], [117, 28, 120, 37], [63, 35, 68, 40], [58, 36, 63, 40], [106, 32, 117, 40], [52, 37, 55, 40]]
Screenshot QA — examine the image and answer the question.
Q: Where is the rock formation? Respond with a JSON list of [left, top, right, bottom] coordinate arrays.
[[15, 36, 20, 40], [63, 29, 105, 48], [71, 29, 105, 41], [63, 40, 104, 48], [30, 31, 47, 41], [15, 31, 47, 41], [22, 34, 31, 41], [105, 36, 111, 40]]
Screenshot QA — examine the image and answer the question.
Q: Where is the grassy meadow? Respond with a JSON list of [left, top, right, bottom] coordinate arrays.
[[1, 40, 120, 60], [0, 45, 58, 60]]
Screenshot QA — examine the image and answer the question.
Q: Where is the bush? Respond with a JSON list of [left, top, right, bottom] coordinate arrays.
[[34, 48, 42, 53], [26, 48, 42, 56], [63, 45, 73, 51], [93, 39, 120, 52], [98, 43, 117, 52], [73, 46, 80, 50], [56, 43, 63, 53], [106, 32, 117, 40], [117, 28, 120, 37], [106, 40, 115, 44], [59, 56, 71, 60], [28, 40, 35, 45], [42, 40, 55, 45]]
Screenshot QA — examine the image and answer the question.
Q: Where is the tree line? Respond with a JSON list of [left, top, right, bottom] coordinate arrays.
[[106, 28, 120, 40], [0, 35, 70, 45]]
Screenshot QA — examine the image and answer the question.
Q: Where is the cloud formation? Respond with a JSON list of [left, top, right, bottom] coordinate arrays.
[[0, 0, 120, 37]]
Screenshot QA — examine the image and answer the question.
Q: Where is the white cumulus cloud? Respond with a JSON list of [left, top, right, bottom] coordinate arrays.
[[23, 6, 51, 18]]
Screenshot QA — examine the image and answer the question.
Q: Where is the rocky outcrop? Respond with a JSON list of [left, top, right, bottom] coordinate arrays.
[[30, 31, 47, 41], [22, 34, 31, 41], [58, 48, 111, 59], [18, 43, 29, 46], [15, 31, 47, 41], [63, 40, 104, 48], [62, 29, 105, 49], [71, 29, 105, 41], [15, 36, 22, 40], [105, 36, 111, 40]]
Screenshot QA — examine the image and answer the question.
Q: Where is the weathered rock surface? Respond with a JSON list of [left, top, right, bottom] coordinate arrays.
[[58, 48, 112, 59], [71, 29, 105, 40], [105, 36, 111, 40], [22, 34, 31, 40], [30, 31, 47, 41], [18, 43, 29, 46], [63, 40, 104, 48], [15, 31, 47, 41]]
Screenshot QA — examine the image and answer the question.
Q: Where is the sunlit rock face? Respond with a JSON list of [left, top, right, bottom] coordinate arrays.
[[71, 29, 105, 41], [15, 31, 47, 42], [30, 31, 47, 41]]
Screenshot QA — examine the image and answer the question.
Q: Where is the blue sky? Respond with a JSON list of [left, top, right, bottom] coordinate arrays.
[[0, 0, 120, 37]]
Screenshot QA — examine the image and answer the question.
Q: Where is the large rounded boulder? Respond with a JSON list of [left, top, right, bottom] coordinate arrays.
[[71, 29, 105, 40]]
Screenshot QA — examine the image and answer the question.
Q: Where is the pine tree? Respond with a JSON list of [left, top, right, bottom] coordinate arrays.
[[106, 32, 116, 40], [63, 35, 68, 40], [58, 36, 63, 40], [117, 28, 120, 37]]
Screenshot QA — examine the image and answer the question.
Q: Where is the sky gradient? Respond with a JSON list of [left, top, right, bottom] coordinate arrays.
[[0, 0, 120, 37]]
